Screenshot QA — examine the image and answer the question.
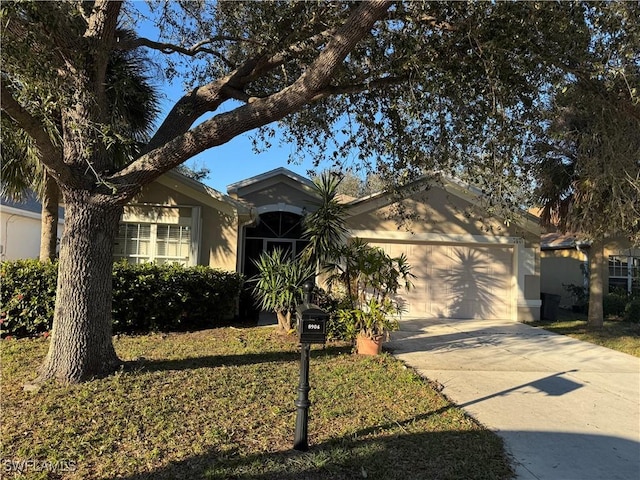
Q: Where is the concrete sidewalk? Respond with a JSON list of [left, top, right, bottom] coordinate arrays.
[[387, 318, 640, 480]]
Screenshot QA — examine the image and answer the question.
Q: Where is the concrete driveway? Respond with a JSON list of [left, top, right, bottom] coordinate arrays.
[[387, 318, 640, 480]]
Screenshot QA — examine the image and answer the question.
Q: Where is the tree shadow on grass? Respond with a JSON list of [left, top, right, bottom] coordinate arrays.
[[124, 344, 353, 373], [107, 425, 513, 480], [105, 424, 640, 480]]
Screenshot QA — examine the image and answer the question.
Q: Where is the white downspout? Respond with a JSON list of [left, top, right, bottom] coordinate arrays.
[[576, 243, 589, 292]]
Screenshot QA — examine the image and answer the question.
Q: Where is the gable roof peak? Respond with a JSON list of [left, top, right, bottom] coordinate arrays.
[[164, 169, 251, 213], [226, 167, 315, 194]]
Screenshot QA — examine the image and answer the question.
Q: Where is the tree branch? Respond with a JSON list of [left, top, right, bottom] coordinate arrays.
[[121, 36, 237, 67], [0, 84, 74, 185], [84, 0, 122, 41], [310, 75, 411, 101], [385, 10, 458, 32], [83, 0, 122, 105], [251, 27, 339, 82], [143, 25, 339, 152], [110, 0, 393, 200]]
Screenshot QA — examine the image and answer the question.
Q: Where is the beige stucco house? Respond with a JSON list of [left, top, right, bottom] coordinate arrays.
[[123, 167, 542, 322], [2, 167, 544, 322], [343, 178, 542, 323], [118, 169, 252, 271]]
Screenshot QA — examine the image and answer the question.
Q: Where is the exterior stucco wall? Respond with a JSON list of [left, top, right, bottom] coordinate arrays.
[[517, 240, 541, 322], [540, 249, 587, 307], [233, 179, 318, 211], [605, 239, 640, 256], [202, 208, 238, 271], [518, 305, 540, 323], [347, 186, 538, 242], [524, 273, 541, 302], [133, 182, 239, 270], [346, 184, 541, 323], [541, 238, 639, 304]]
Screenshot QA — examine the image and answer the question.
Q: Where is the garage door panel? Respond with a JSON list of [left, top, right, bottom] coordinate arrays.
[[368, 241, 513, 320]]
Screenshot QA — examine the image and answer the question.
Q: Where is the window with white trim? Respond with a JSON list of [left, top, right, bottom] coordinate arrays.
[[608, 255, 640, 294], [114, 205, 198, 266], [114, 223, 191, 265]]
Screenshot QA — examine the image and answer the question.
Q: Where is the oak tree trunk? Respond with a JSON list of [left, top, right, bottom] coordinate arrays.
[[39, 172, 60, 262], [37, 191, 122, 383], [587, 237, 605, 328]]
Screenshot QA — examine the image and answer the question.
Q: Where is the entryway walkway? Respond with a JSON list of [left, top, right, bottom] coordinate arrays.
[[387, 318, 640, 480]]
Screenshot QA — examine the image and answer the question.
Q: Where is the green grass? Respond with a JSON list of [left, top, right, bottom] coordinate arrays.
[[533, 310, 640, 357], [1, 327, 513, 479]]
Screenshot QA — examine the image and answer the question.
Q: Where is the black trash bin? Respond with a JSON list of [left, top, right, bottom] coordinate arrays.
[[540, 292, 561, 322]]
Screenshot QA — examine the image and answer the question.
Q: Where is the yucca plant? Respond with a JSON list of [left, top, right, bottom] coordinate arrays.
[[301, 172, 348, 272], [251, 249, 315, 334]]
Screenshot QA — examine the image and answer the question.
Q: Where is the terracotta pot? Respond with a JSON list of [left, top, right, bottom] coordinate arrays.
[[356, 334, 383, 355]]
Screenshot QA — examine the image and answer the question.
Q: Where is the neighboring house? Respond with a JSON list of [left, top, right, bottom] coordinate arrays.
[[0, 192, 65, 261], [540, 233, 589, 308], [1, 167, 543, 323], [541, 233, 640, 307]]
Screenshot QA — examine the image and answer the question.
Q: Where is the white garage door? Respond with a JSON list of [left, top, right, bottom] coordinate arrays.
[[370, 242, 514, 320]]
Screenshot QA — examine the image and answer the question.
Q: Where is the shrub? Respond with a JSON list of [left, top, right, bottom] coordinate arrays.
[[0, 259, 58, 337], [603, 293, 628, 318], [250, 248, 315, 333], [111, 262, 244, 333], [624, 298, 640, 323], [563, 283, 588, 311], [313, 287, 351, 341], [327, 238, 413, 341], [0, 260, 244, 337]]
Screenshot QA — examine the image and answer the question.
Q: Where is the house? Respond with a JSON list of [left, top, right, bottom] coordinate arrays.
[[224, 168, 542, 323], [117, 169, 252, 271], [1, 167, 543, 322], [0, 192, 64, 261], [541, 233, 640, 307]]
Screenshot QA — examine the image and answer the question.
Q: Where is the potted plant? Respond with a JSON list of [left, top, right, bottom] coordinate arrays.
[[330, 239, 413, 354], [296, 175, 413, 351], [338, 297, 400, 354]]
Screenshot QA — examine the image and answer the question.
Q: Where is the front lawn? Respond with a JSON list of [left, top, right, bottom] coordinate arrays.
[[1, 327, 513, 479], [534, 312, 640, 358]]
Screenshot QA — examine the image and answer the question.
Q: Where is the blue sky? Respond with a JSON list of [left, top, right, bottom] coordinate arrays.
[[174, 113, 331, 194]]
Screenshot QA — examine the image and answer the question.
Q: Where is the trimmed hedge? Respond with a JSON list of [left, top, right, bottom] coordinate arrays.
[[603, 293, 628, 318], [0, 260, 58, 337], [624, 298, 640, 323], [1, 259, 244, 337]]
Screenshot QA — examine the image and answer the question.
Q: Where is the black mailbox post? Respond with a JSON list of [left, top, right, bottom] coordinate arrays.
[[293, 282, 328, 451]]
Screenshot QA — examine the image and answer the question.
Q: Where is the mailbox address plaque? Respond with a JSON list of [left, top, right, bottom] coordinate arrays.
[[299, 317, 326, 344]]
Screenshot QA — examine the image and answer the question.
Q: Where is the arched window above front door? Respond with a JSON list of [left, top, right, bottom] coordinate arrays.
[[242, 211, 309, 277], [245, 211, 305, 239]]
